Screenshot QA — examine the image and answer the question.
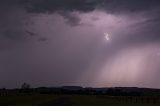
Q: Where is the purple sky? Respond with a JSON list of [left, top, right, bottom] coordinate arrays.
[[1, 0, 160, 88]]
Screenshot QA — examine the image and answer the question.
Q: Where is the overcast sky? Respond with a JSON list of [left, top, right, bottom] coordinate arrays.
[[1, 0, 160, 88]]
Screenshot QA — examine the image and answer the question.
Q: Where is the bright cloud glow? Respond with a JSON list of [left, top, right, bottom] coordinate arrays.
[[95, 44, 160, 87], [104, 32, 110, 41]]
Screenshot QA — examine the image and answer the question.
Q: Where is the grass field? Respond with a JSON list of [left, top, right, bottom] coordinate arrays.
[[0, 94, 160, 106], [0, 94, 60, 106], [72, 95, 160, 106]]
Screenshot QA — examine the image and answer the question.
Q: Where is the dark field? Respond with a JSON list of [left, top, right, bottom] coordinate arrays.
[[1, 87, 160, 106], [0, 94, 160, 106]]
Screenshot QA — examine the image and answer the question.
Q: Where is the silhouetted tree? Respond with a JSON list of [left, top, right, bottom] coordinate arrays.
[[21, 83, 30, 89]]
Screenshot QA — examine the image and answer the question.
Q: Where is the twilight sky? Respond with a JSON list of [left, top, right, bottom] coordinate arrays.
[[1, 0, 160, 88]]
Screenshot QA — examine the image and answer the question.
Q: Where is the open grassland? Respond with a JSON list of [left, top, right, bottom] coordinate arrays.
[[72, 95, 160, 106], [0, 94, 60, 106], [0, 94, 160, 106]]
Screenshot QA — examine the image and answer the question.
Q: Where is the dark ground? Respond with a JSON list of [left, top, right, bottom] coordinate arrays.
[[39, 97, 72, 106]]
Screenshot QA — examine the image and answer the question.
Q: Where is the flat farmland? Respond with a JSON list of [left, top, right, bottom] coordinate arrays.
[[0, 94, 160, 106]]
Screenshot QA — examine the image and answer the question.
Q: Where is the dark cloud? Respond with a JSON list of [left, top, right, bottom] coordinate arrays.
[[2, 0, 160, 27], [2, 30, 27, 40], [20, 0, 160, 13], [120, 17, 160, 47], [38, 37, 48, 42], [59, 12, 81, 26], [18, 0, 97, 26], [0, 0, 48, 48], [16, 0, 160, 26], [26, 31, 38, 37], [1, 0, 160, 88], [98, 0, 160, 14], [19, 0, 97, 13]]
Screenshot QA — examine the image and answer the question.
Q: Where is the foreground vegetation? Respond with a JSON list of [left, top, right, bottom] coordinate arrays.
[[1, 87, 160, 106], [0, 94, 160, 106]]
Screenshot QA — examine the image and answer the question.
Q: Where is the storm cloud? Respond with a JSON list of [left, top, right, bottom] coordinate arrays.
[[0, 0, 160, 88], [19, 0, 160, 45]]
